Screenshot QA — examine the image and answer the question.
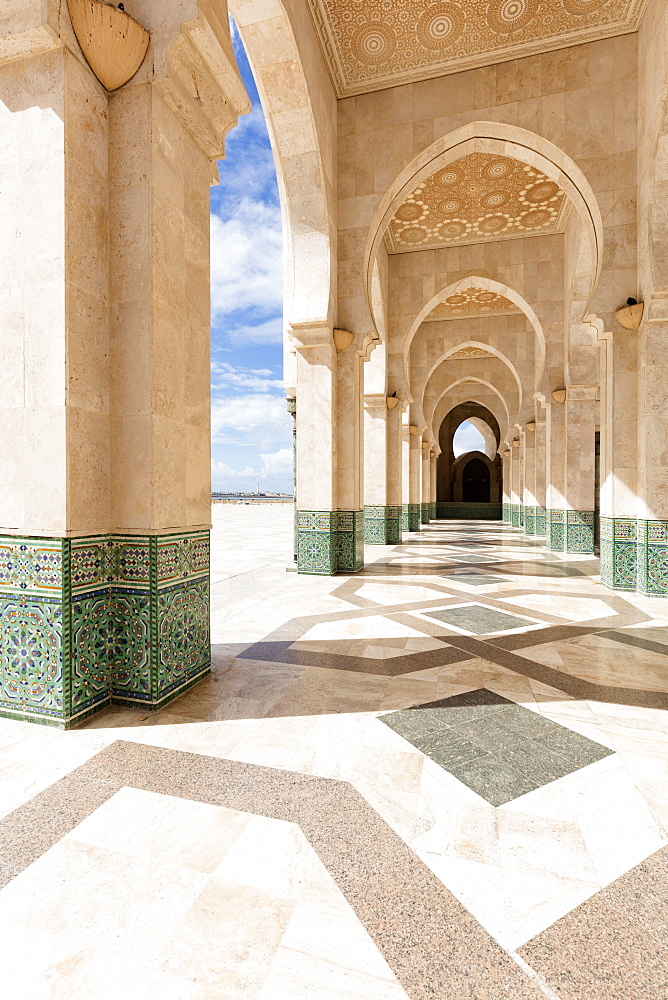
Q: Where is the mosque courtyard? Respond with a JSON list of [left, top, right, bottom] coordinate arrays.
[[0, 504, 666, 1000]]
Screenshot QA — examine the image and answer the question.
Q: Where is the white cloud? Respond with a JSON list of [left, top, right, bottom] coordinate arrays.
[[225, 315, 284, 345], [210, 198, 282, 321], [211, 448, 293, 492], [211, 360, 283, 392], [453, 421, 486, 458], [211, 393, 293, 449], [259, 448, 293, 476]]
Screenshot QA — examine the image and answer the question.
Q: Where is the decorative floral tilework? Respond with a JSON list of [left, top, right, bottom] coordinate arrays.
[[0, 530, 211, 727], [364, 506, 402, 544]]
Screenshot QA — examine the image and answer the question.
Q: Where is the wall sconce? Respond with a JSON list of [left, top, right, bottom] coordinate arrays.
[[615, 298, 644, 331], [333, 329, 354, 351], [67, 0, 149, 91]]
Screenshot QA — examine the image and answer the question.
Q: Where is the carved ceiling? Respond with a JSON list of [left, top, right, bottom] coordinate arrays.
[[308, 0, 646, 97], [386, 152, 568, 254], [424, 286, 522, 322], [447, 346, 497, 359]]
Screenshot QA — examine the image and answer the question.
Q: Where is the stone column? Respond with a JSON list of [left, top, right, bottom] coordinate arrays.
[[363, 394, 401, 544], [636, 295, 668, 595], [598, 329, 638, 590], [0, 4, 247, 726], [408, 426, 422, 531], [546, 399, 567, 550], [510, 440, 522, 528], [292, 326, 366, 575], [287, 398, 297, 563], [561, 386, 598, 553], [430, 449, 438, 519], [502, 450, 512, 523], [523, 426, 537, 535], [421, 439, 431, 524], [401, 424, 411, 531], [534, 417, 547, 536]]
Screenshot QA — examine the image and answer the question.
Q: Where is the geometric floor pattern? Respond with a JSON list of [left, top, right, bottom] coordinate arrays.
[[381, 688, 613, 805], [1, 506, 667, 999]]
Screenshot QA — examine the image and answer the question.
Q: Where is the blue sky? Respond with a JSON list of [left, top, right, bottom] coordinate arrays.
[[210, 27, 487, 493], [453, 421, 486, 456], [210, 23, 292, 493]]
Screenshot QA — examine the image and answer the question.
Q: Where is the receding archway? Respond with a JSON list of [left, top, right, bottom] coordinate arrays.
[[436, 402, 502, 518]]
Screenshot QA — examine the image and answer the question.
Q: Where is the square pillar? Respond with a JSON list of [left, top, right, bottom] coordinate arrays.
[[363, 394, 401, 544], [0, 5, 246, 724], [407, 426, 422, 531], [420, 439, 431, 523]]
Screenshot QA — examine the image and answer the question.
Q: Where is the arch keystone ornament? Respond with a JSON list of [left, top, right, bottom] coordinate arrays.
[[67, 0, 149, 92]]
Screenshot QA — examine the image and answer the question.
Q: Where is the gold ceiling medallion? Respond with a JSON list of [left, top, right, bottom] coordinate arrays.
[[67, 0, 150, 92]]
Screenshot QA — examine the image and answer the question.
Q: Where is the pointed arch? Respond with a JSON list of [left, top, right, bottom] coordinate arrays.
[[364, 121, 603, 343]]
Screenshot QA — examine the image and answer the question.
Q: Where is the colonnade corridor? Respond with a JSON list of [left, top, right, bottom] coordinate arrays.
[[0, 503, 666, 998]]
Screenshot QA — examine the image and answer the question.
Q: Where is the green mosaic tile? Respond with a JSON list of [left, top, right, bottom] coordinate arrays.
[[0, 530, 211, 726], [437, 503, 503, 520], [421, 503, 431, 524], [407, 503, 422, 531], [364, 506, 402, 544], [380, 688, 613, 806], [401, 504, 410, 531], [637, 519, 668, 597], [423, 604, 536, 634], [565, 511, 595, 555]]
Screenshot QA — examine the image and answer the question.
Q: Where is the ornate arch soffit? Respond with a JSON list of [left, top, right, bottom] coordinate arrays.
[[230, 0, 334, 329], [411, 276, 543, 385], [364, 122, 603, 337], [420, 340, 523, 417], [430, 378, 511, 442]]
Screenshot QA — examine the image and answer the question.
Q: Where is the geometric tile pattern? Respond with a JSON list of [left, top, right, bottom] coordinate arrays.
[[426, 290, 521, 322], [547, 508, 565, 551], [423, 604, 536, 634], [380, 688, 614, 807], [511, 504, 521, 527], [407, 503, 422, 531], [402, 503, 410, 531], [637, 519, 668, 597], [437, 502, 502, 520], [421, 502, 431, 524], [297, 511, 364, 575], [535, 506, 547, 537], [547, 509, 595, 554], [565, 510, 595, 554], [600, 517, 637, 591], [308, 0, 645, 98], [386, 153, 568, 253], [0, 530, 211, 727], [524, 506, 537, 535], [364, 505, 402, 544], [502, 502, 511, 523]]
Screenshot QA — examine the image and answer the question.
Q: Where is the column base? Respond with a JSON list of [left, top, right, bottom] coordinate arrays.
[[406, 503, 422, 531], [511, 504, 521, 528], [535, 506, 547, 537], [364, 506, 401, 544], [547, 510, 595, 554], [600, 518, 636, 590], [430, 502, 437, 519], [637, 520, 668, 596], [297, 511, 364, 575], [524, 506, 536, 535], [0, 531, 211, 728], [420, 503, 431, 524], [502, 503, 511, 523]]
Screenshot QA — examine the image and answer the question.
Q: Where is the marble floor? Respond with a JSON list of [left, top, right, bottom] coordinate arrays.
[[1, 506, 668, 999]]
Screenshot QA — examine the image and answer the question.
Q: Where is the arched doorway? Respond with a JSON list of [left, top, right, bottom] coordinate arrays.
[[462, 457, 491, 503]]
